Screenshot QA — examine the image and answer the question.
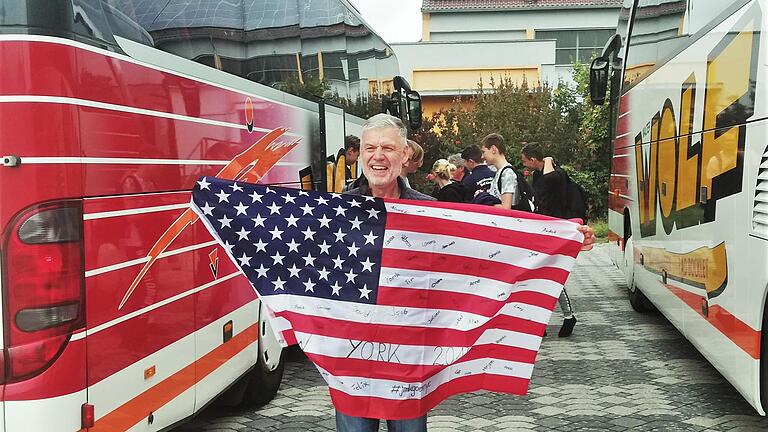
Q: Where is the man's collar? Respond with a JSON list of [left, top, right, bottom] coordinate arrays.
[[359, 176, 408, 198]]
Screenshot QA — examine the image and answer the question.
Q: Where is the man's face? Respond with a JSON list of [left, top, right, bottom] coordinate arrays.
[[521, 154, 542, 170], [360, 127, 407, 188], [521, 154, 536, 169], [345, 148, 360, 165], [451, 166, 465, 181], [481, 145, 495, 165]]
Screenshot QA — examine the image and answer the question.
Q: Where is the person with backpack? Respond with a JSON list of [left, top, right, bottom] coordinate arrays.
[[461, 144, 496, 200], [521, 142, 584, 337], [480, 133, 534, 212]]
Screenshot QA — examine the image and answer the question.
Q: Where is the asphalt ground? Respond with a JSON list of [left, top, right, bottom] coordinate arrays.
[[176, 244, 768, 431]]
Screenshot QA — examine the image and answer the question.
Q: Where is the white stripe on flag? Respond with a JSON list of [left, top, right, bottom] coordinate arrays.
[[316, 357, 535, 400], [383, 229, 576, 270], [384, 202, 583, 242], [378, 268, 564, 300], [295, 329, 541, 363], [264, 294, 552, 329]]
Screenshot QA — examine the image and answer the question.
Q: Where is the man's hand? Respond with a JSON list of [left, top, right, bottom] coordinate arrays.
[[577, 225, 595, 251]]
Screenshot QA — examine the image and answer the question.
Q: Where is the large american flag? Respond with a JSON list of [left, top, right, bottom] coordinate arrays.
[[191, 176, 583, 419]]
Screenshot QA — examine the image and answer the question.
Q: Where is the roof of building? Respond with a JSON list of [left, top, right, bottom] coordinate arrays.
[[422, 0, 623, 12]]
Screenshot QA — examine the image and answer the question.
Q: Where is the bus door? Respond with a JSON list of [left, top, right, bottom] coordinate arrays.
[[80, 38, 197, 429]]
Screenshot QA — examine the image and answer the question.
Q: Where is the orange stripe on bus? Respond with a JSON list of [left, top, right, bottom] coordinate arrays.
[[665, 284, 761, 359], [84, 323, 259, 431]]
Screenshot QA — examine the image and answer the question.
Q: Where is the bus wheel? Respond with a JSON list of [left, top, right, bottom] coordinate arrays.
[[625, 235, 652, 313], [242, 303, 286, 407]]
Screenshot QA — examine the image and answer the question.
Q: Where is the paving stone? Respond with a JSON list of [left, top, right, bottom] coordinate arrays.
[[177, 245, 768, 431]]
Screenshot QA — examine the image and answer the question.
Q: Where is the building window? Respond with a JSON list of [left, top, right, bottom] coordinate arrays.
[[536, 29, 615, 65]]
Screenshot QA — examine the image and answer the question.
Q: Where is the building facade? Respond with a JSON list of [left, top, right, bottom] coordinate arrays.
[[394, 0, 622, 116]]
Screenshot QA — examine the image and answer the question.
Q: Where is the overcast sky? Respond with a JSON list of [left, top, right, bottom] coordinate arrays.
[[348, 0, 423, 43]]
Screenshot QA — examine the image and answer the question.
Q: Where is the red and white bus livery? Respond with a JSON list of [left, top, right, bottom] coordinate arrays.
[[0, 0, 409, 430]]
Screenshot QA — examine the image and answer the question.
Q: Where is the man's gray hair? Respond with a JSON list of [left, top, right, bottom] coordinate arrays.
[[447, 153, 465, 168], [362, 113, 408, 146]]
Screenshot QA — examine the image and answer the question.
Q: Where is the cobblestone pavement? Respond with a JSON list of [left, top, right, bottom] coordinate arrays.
[[176, 244, 768, 431]]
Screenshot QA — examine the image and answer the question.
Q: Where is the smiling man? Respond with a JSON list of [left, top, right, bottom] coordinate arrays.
[[340, 113, 434, 432], [346, 114, 435, 202]]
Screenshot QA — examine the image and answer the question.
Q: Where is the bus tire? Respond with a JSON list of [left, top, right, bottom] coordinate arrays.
[[242, 302, 286, 408], [623, 216, 652, 313], [241, 344, 285, 408]]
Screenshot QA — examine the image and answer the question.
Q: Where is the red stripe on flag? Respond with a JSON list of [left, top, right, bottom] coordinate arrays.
[[377, 286, 558, 316], [386, 213, 582, 258], [273, 311, 546, 346], [381, 250, 571, 285], [329, 374, 531, 420], [306, 343, 538, 381]]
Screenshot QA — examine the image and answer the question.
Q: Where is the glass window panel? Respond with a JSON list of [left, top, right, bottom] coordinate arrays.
[[623, 0, 690, 87], [556, 49, 578, 65]]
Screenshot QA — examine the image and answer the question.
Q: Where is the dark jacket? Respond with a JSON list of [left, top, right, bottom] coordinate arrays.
[[436, 182, 468, 203], [532, 168, 568, 217], [345, 176, 436, 201], [462, 164, 495, 198]]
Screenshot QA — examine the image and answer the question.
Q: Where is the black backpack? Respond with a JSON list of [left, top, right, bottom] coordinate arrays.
[[562, 172, 589, 222], [497, 166, 534, 212]]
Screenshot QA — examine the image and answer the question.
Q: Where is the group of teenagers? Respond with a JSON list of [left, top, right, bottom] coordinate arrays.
[[334, 114, 595, 432], [342, 129, 580, 339]]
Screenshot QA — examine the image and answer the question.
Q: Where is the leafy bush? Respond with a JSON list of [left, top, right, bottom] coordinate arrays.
[[408, 62, 611, 219]]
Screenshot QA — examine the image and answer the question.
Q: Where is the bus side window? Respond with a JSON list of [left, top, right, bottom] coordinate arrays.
[[623, 0, 690, 88], [687, 0, 739, 35]]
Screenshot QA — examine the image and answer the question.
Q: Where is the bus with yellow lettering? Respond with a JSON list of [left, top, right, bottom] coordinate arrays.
[[589, 0, 768, 414]]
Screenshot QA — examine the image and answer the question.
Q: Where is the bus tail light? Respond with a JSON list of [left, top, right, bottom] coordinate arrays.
[[2, 201, 85, 382]]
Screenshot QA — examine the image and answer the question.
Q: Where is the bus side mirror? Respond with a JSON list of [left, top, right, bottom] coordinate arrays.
[[383, 76, 423, 131], [405, 90, 422, 131], [589, 56, 609, 105]]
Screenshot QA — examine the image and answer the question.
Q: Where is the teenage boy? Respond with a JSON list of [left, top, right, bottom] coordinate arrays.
[[521, 142, 578, 337], [480, 133, 519, 210], [461, 144, 495, 198]]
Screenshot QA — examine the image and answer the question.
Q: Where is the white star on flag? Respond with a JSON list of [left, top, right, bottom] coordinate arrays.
[[285, 214, 300, 227], [286, 239, 301, 252], [201, 202, 214, 215], [216, 190, 231, 203], [252, 214, 267, 227], [363, 231, 378, 245], [254, 238, 268, 252], [317, 266, 330, 281], [234, 202, 249, 216], [360, 257, 375, 272], [237, 252, 252, 267], [318, 214, 332, 228], [268, 202, 282, 215], [254, 264, 269, 278], [236, 227, 251, 240], [197, 177, 211, 190], [301, 203, 315, 215], [303, 278, 316, 292], [249, 191, 263, 202], [273, 277, 286, 291], [330, 281, 343, 296], [217, 215, 232, 228]]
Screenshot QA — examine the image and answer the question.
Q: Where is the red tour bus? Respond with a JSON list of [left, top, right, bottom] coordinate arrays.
[[0, 0, 420, 430]]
